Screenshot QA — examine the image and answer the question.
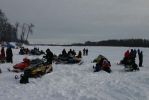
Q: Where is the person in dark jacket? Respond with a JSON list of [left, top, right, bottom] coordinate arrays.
[[138, 49, 143, 67], [93, 63, 101, 72], [72, 49, 76, 56], [62, 49, 67, 57], [44, 49, 54, 73], [68, 49, 73, 56], [45, 49, 53, 64], [85, 49, 88, 56], [83, 48, 86, 56], [6, 47, 13, 63], [93, 58, 103, 72], [76, 50, 82, 58]]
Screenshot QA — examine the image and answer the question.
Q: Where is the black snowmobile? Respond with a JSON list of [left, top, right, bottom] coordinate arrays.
[[118, 58, 139, 72], [55, 55, 81, 64]]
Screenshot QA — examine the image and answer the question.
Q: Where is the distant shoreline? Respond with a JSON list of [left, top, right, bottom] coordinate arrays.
[[28, 39, 149, 48]]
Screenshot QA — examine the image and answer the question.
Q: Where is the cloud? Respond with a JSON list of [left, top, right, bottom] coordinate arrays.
[[0, 0, 149, 43]]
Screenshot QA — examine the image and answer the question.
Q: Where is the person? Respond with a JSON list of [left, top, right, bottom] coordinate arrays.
[[44, 49, 53, 73], [124, 50, 130, 59], [86, 49, 88, 56], [6, 47, 13, 63], [101, 59, 111, 73], [138, 49, 143, 67], [93, 63, 101, 72], [72, 49, 76, 56], [76, 50, 82, 58], [93, 58, 104, 72], [130, 49, 137, 60], [19, 47, 24, 55], [120, 50, 130, 65], [62, 49, 67, 57], [0, 47, 5, 62], [83, 48, 86, 56], [133, 49, 137, 59], [25, 48, 30, 54], [68, 49, 73, 56], [45, 49, 53, 64], [124, 50, 130, 65]]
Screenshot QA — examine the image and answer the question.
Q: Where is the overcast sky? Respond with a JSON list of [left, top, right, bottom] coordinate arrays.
[[0, 0, 149, 44]]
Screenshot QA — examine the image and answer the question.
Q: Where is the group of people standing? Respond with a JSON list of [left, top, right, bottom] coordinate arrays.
[[0, 47, 13, 63], [120, 49, 143, 71], [83, 48, 88, 56], [61, 49, 82, 58]]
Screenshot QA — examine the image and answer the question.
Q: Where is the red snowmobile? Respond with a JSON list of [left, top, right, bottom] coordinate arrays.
[[8, 58, 30, 72]]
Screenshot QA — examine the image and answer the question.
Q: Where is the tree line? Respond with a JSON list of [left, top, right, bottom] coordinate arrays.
[[0, 9, 34, 44], [71, 39, 149, 47], [30, 39, 149, 48]]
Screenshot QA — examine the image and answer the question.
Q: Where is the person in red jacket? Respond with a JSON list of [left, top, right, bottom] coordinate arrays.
[[101, 59, 111, 73], [120, 50, 130, 65], [0, 47, 5, 62], [124, 50, 130, 59]]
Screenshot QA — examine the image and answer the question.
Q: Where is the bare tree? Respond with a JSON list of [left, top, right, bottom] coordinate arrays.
[[26, 23, 34, 41], [15, 22, 19, 38], [20, 23, 27, 42]]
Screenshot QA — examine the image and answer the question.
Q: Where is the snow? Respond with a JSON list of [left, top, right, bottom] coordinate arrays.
[[0, 46, 149, 100]]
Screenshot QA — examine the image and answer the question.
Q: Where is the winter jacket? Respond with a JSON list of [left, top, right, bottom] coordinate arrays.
[[0, 47, 5, 59], [101, 59, 111, 69], [124, 50, 130, 59]]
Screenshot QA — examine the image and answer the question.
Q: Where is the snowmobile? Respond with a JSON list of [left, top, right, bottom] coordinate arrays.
[[55, 55, 81, 64], [9, 58, 51, 73], [14, 58, 30, 70], [93, 55, 111, 73], [117, 59, 139, 72], [18, 58, 53, 84], [123, 63, 139, 72], [29, 48, 45, 55], [8, 58, 30, 72], [22, 58, 53, 78]]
